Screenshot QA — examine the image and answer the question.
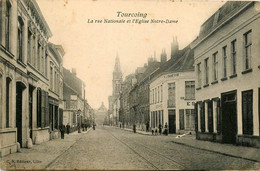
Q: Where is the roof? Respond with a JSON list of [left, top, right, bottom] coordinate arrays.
[[199, 1, 251, 38], [150, 44, 194, 82], [163, 45, 194, 72]]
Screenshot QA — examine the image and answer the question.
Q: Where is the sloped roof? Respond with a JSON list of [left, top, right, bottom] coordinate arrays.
[[163, 45, 194, 72]]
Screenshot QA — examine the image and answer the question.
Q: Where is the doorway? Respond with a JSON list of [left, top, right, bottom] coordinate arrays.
[[29, 85, 34, 139], [168, 109, 176, 133], [16, 82, 26, 146], [221, 90, 237, 144]]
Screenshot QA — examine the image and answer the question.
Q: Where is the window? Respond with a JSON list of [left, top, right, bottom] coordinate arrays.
[[6, 77, 11, 128], [168, 83, 175, 107], [41, 47, 44, 74], [197, 63, 201, 87], [45, 51, 48, 77], [231, 40, 236, 74], [204, 58, 209, 85], [155, 88, 157, 103], [32, 35, 36, 67], [28, 30, 32, 63], [17, 18, 24, 62], [185, 109, 195, 130], [244, 30, 252, 70], [152, 89, 154, 104], [38, 43, 41, 70], [4, 1, 11, 49], [222, 46, 227, 78], [161, 85, 163, 102], [50, 65, 53, 90], [179, 109, 184, 130], [213, 52, 218, 81], [158, 86, 160, 102], [242, 90, 253, 135], [185, 81, 195, 100]]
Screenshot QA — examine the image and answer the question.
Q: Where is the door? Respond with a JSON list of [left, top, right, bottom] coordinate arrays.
[[16, 82, 26, 146], [29, 86, 33, 139], [168, 109, 176, 133], [221, 91, 237, 144]]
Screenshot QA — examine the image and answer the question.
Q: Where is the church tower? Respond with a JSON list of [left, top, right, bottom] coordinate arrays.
[[113, 53, 123, 96]]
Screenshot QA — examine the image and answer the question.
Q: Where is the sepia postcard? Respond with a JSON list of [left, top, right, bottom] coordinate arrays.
[[0, 0, 260, 170]]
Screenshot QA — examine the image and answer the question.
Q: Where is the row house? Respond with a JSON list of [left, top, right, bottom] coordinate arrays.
[[150, 45, 195, 134], [192, 1, 260, 147], [0, 0, 64, 157], [47, 43, 64, 139], [63, 68, 86, 132], [128, 58, 160, 131], [119, 73, 135, 128]]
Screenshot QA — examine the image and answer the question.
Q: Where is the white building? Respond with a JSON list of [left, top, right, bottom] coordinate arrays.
[[150, 45, 195, 134], [192, 1, 260, 147]]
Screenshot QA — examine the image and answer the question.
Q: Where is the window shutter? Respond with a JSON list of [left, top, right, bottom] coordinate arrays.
[[41, 90, 45, 128]]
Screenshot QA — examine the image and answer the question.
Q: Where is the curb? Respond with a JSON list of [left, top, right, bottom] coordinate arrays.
[[171, 140, 260, 163]]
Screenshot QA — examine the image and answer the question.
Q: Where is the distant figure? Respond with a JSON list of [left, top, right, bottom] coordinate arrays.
[[146, 121, 149, 132], [152, 129, 154, 135], [164, 122, 168, 136], [120, 123, 122, 128], [159, 123, 162, 135], [60, 125, 65, 139], [155, 127, 158, 135], [66, 123, 70, 135]]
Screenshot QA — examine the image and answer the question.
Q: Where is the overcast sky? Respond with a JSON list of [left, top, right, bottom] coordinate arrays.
[[37, 0, 224, 109]]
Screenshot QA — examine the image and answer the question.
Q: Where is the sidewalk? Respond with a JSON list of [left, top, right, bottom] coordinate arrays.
[[0, 128, 92, 170], [117, 127, 260, 163]]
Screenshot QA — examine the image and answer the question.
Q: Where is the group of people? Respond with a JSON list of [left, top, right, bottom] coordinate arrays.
[[151, 122, 168, 136], [59, 122, 95, 139]]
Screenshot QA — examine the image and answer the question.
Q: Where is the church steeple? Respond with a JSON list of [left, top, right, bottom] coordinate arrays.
[[113, 53, 122, 96], [113, 53, 122, 75]]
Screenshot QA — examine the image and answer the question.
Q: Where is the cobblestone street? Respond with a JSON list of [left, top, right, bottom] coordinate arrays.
[[1, 126, 260, 170]]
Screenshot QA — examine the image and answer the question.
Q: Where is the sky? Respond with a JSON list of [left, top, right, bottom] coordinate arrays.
[[36, 0, 224, 109]]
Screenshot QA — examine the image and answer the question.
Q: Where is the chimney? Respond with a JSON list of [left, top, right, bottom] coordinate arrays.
[[161, 48, 167, 63], [148, 56, 154, 66], [171, 36, 179, 59], [71, 68, 77, 76]]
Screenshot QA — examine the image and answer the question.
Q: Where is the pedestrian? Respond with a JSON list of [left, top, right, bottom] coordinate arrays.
[[164, 122, 168, 136], [159, 123, 162, 135], [120, 123, 122, 128], [146, 121, 149, 132], [155, 127, 158, 135], [66, 123, 70, 135], [60, 125, 65, 139]]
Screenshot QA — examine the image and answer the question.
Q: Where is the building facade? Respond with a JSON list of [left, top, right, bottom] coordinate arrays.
[[150, 46, 195, 134], [47, 43, 65, 139], [0, 0, 64, 157], [192, 1, 260, 147], [63, 68, 86, 132]]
